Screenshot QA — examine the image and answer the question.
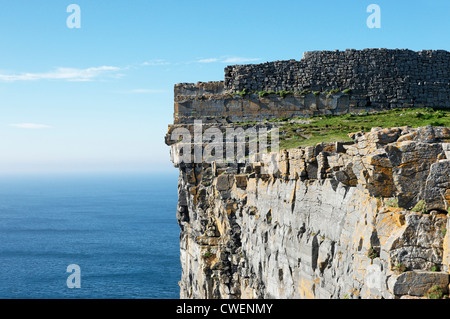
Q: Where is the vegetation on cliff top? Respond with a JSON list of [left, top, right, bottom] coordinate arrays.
[[273, 107, 450, 149], [234, 88, 350, 98]]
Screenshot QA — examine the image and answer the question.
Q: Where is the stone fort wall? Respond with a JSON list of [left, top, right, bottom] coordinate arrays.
[[174, 49, 450, 124]]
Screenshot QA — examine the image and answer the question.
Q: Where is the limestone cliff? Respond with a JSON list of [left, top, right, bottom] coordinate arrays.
[[172, 126, 449, 299], [166, 49, 450, 299]]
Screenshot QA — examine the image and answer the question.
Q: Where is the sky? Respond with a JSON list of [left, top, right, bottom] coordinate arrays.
[[0, 0, 448, 174]]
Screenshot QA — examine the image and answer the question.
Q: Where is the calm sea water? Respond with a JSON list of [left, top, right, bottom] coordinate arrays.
[[0, 172, 181, 299]]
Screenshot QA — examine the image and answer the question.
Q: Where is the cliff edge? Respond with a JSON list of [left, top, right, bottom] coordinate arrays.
[[166, 49, 450, 299]]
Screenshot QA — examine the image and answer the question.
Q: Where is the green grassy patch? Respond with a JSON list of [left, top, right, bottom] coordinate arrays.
[[277, 108, 450, 150]]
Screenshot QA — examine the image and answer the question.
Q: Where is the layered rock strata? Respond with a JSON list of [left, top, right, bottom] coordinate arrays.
[[171, 126, 450, 299], [167, 49, 450, 299]]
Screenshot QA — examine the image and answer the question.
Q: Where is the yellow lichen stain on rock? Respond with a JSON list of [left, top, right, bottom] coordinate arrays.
[[378, 205, 405, 227], [226, 202, 238, 216], [234, 174, 248, 189], [240, 279, 256, 299], [189, 186, 197, 196], [202, 253, 218, 268], [443, 219, 450, 272], [289, 183, 296, 204], [246, 178, 258, 193], [297, 278, 316, 299], [397, 132, 417, 143], [393, 211, 406, 227], [444, 189, 450, 210], [376, 210, 407, 248], [213, 214, 226, 238], [187, 170, 197, 184]]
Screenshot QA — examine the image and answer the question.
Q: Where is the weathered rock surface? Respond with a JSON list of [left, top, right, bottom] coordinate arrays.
[[171, 126, 450, 299], [167, 49, 450, 299]]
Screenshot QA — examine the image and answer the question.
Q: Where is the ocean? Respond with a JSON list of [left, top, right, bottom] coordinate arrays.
[[0, 172, 181, 299]]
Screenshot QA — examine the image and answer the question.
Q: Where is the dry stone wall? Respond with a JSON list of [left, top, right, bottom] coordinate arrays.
[[225, 49, 450, 109], [174, 49, 450, 124]]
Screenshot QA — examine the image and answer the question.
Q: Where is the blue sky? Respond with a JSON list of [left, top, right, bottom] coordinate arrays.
[[0, 0, 448, 174]]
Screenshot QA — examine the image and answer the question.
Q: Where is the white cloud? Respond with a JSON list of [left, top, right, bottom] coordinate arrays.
[[196, 58, 220, 63], [0, 66, 122, 82], [115, 88, 169, 94], [9, 123, 52, 129], [221, 57, 261, 64], [141, 59, 171, 66], [194, 56, 261, 65]]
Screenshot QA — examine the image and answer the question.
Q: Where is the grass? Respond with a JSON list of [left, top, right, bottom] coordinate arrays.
[[276, 107, 450, 150], [426, 285, 446, 299], [202, 251, 214, 259], [431, 265, 441, 272], [367, 246, 379, 260], [411, 200, 427, 213], [394, 263, 407, 274], [385, 198, 399, 208], [236, 88, 351, 99]]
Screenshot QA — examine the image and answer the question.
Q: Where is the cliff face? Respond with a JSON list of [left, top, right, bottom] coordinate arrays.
[[166, 49, 450, 299], [173, 126, 450, 299]]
